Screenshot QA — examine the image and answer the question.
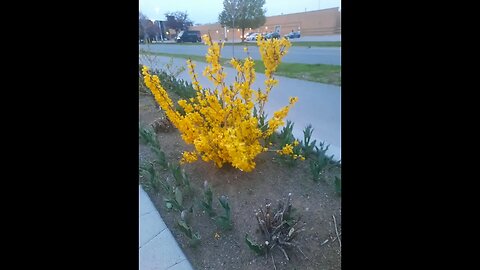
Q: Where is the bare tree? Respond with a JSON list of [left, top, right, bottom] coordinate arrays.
[[139, 12, 150, 41], [165, 11, 194, 35]]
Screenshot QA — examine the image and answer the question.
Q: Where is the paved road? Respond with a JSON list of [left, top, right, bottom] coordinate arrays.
[[288, 34, 341, 42], [140, 43, 341, 66], [139, 55, 341, 160]]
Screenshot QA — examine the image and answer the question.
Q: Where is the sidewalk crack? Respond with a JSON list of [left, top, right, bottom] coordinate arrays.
[[165, 258, 187, 269], [139, 227, 167, 249]]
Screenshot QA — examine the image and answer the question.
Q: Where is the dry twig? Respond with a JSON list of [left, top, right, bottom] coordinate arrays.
[[332, 214, 341, 249]]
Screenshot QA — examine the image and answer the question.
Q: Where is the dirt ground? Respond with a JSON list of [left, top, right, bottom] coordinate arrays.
[[139, 93, 341, 270]]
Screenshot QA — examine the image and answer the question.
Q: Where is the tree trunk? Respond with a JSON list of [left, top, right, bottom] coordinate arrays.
[[241, 28, 245, 42]]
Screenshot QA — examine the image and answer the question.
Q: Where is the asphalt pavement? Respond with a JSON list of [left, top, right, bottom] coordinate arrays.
[[140, 39, 341, 65]]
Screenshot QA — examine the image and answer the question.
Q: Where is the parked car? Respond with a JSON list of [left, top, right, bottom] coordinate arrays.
[[265, 32, 280, 39], [284, 31, 301, 39], [176, 30, 202, 43], [245, 33, 260, 41]]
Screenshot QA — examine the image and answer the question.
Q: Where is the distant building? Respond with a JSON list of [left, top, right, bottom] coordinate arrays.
[[190, 7, 341, 40]]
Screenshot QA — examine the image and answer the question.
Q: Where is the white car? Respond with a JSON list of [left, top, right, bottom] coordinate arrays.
[[245, 33, 260, 41]]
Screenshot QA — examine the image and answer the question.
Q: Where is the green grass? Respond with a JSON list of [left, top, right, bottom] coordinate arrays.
[[139, 51, 341, 86], [142, 41, 341, 47], [289, 41, 341, 47], [223, 41, 341, 47], [142, 42, 204, 46], [275, 63, 340, 85]]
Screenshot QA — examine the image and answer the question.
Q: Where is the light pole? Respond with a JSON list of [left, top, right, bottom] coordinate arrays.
[[229, 0, 243, 58], [231, 1, 236, 58]]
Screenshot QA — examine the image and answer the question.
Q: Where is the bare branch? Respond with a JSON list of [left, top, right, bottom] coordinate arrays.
[[271, 253, 277, 270], [332, 214, 341, 249], [278, 245, 290, 261]]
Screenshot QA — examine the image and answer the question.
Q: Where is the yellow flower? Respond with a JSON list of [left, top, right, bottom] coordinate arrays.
[[181, 151, 198, 164], [141, 34, 296, 172], [280, 144, 293, 155]]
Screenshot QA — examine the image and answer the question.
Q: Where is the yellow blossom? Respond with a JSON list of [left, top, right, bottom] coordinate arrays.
[[181, 151, 198, 164], [141, 34, 295, 172], [280, 144, 294, 155]]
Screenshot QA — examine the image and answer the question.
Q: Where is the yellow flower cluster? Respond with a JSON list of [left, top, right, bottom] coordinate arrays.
[[277, 144, 293, 155], [277, 140, 305, 160], [181, 151, 198, 164], [142, 34, 297, 172]]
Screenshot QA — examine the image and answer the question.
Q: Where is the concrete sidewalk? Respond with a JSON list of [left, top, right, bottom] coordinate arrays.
[[139, 55, 341, 161], [139, 185, 194, 270]]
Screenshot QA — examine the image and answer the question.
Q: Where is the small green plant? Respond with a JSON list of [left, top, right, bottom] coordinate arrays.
[[156, 68, 195, 100], [334, 176, 341, 196], [139, 125, 159, 147], [139, 125, 168, 169], [162, 163, 195, 212], [216, 195, 232, 230], [309, 141, 340, 182], [139, 162, 169, 194], [278, 120, 295, 146], [314, 141, 341, 167], [164, 186, 184, 212], [245, 234, 266, 255], [276, 121, 304, 166], [300, 124, 317, 159], [246, 193, 306, 269], [178, 209, 201, 247], [200, 181, 216, 217], [151, 147, 168, 169], [309, 155, 330, 182], [169, 163, 191, 195], [253, 106, 269, 133]]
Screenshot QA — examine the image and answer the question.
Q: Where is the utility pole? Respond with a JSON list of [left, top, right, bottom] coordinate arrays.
[[231, 0, 238, 58], [232, 16, 235, 57]]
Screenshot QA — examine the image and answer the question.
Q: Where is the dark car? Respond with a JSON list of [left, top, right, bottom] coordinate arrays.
[[176, 30, 202, 43], [284, 31, 301, 39], [265, 32, 280, 39]]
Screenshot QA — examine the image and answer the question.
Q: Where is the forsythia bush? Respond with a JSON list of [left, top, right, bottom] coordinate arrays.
[[142, 34, 300, 172]]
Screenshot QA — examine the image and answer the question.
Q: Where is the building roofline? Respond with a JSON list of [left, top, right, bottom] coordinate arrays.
[[267, 7, 340, 18], [191, 7, 340, 27]]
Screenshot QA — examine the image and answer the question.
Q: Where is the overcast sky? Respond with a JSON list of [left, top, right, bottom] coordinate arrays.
[[139, 0, 341, 24]]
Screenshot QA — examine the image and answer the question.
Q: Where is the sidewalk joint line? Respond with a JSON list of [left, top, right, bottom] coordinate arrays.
[[140, 227, 167, 249], [165, 258, 187, 270]]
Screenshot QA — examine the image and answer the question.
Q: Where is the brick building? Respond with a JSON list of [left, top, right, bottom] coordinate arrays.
[[190, 7, 340, 40]]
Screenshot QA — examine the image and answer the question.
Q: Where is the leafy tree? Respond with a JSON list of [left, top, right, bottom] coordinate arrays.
[[165, 11, 193, 34], [219, 0, 266, 41], [146, 23, 160, 41], [139, 12, 150, 40]]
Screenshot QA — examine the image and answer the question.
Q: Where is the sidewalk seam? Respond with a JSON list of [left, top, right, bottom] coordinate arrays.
[[165, 258, 187, 270], [140, 226, 168, 249]]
